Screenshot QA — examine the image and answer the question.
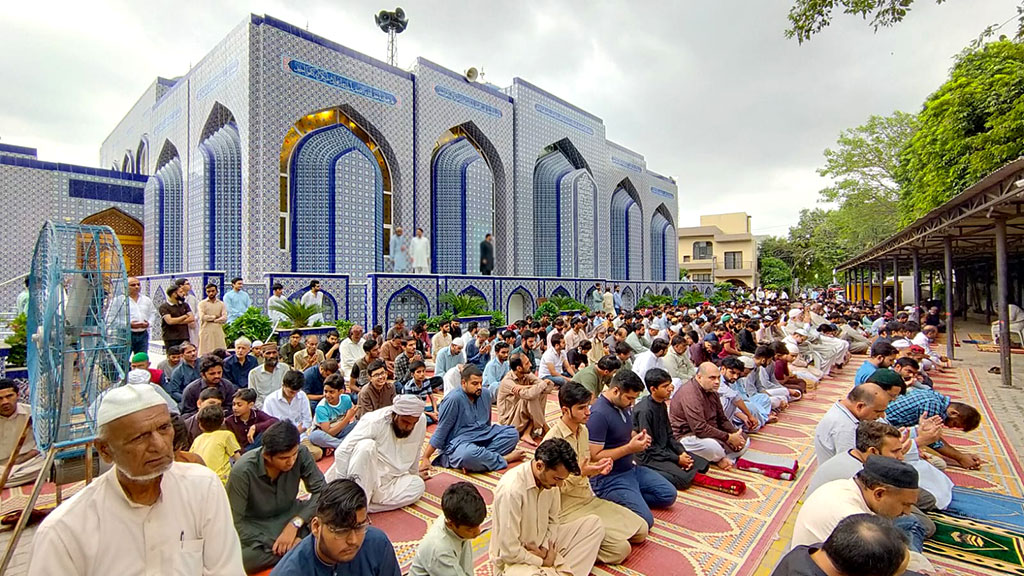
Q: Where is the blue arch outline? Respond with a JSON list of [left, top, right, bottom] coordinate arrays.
[[287, 287, 341, 321], [458, 285, 487, 302], [505, 285, 535, 319], [550, 286, 571, 299], [384, 284, 431, 327]]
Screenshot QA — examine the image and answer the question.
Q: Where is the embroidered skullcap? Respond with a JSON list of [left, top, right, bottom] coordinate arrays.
[[392, 394, 425, 417], [261, 340, 278, 351], [451, 337, 465, 348], [97, 384, 167, 428], [127, 369, 151, 386], [131, 352, 149, 363], [789, 308, 803, 318], [861, 455, 919, 490], [738, 356, 756, 369], [252, 340, 264, 348]]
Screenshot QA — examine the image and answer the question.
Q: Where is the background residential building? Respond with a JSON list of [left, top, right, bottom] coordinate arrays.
[[677, 212, 758, 288]]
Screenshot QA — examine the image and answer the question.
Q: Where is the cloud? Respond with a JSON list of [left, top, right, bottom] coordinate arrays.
[[0, 0, 1013, 235]]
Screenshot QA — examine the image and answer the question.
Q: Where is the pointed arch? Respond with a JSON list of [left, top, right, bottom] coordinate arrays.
[[506, 286, 535, 323], [432, 134, 494, 274], [550, 286, 572, 299], [650, 203, 676, 282], [385, 285, 430, 328], [620, 286, 636, 311], [135, 136, 149, 176], [458, 285, 487, 302], [82, 208, 143, 277], [192, 105, 241, 277], [610, 178, 643, 280], [145, 140, 183, 274], [533, 138, 597, 277]]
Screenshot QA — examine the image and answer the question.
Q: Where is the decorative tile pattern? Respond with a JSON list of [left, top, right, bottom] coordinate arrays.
[[431, 138, 493, 275]]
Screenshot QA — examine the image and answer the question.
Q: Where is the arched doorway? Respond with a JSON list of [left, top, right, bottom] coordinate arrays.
[[81, 208, 144, 277], [145, 140, 183, 275], [610, 179, 643, 280], [432, 126, 495, 274], [533, 139, 597, 278], [506, 287, 535, 323], [386, 286, 429, 327]]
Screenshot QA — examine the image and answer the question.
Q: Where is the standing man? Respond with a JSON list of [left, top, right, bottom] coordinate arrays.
[[159, 285, 193, 351], [420, 365, 523, 473], [126, 277, 156, 355], [224, 277, 252, 324], [326, 395, 428, 512], [29, 384, 244, 575], [587, 370, 677, 528], [267, 282, 287, 324], [390, 226, 410, 273], [603, 285, 615, 316], [613, 285, 623, 314], [175, 278, 200, 346], [479, 233, 494, 275], [591, 284, 604, 312], [489, 438, 605, 576], [300, 280, 325, 325], [410, 227, 430, 274]]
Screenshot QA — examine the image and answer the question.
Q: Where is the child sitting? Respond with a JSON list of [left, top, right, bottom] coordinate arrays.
[[188, 404, 241, 485], [310, 373, 358, 450], [410, 482, 486, 576], [400, 360, 442, 423], [225, 388, 277, 452]]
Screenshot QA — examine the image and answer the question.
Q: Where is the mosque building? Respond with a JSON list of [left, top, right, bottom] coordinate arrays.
[[2, 14, 711, 333]]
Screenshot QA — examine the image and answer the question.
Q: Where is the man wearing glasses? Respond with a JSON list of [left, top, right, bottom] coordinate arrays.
[[270, 478, 401, 575]]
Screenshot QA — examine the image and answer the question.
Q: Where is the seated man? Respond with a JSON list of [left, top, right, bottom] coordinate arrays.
[[587, 370, 677, 528], [633, 368, 712, 490], [663, 334, 697, 392], [302, 358, 338, 414], [772, 514, 909, 576], [262, 370, 323, 461], [393, 337, 422, 384], [326, 395, 428, 512], [410, 482, 485, 576], [854, 341, 898, 385], [226, 421, 326, 574], [248, 341, 288, 409], [543, 382, 649, 565], [813, 383, 889, 463], [538, 333, 575, 386], [489, 438, 605, 576], [310, 374, 357, 450], [792, 456, 933, 574], [669, 362, 749, 470], [270, 478, 401, 575], [179, 355, 237, 417], [718, 356, 771, 432], [752, 346, 800, 404], [991, 302, 1024, 344], [225, 388, 277, 453], [482, 341, 511, 402], [356, 359, 395, 418], [399, 360, 442, 420], [571, 354, 620, 400], [434, 338, 467, 376], [497, 353, 554, 445], [0, 379, 45, 486], [421, 365, 524, 473], [885, 388, 983, 470]]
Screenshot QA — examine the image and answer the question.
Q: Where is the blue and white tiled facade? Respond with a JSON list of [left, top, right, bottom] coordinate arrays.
[[3, 14, 698, 322]]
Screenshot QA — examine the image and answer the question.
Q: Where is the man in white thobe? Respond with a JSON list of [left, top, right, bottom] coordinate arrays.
[[300, 280, 325, 325], [325, 395, 428, 512], [28, 384, 243, 575], [410, 227, 430, 274]]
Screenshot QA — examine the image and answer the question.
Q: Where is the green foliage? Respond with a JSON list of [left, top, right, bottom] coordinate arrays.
[[678, 290, 706, 307], [5, 312, 27, 367], [334, 320, 354, 339], [439, 292, 489, 317], [534, 301, 560, 320], [418, 310, 455, 333], [678, 268, 690, 281], [759, 257, 794, 290], [710, 283, 735, 304], [490, 310, 506, 329], [224, 307, 274, 345], [547, 295, 588, 312], [636, 294, 674, 309], [268, 299, 322, 328], [896, 41, 1024, 223]]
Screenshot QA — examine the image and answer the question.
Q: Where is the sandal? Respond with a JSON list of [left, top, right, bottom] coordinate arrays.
[[989, 366, 1001, 374]]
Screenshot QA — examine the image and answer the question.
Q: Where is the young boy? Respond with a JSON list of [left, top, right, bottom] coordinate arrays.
[[188, 404, 241, 485], [771, 341, 808, 395], [224, 388, 277, 452], [310, 373, 357, 450], [410, 482, 486, 576], [401, 360, 442, 423]]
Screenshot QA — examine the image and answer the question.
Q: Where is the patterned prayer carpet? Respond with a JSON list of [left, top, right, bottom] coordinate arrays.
[[925, 515, 1024, 575], [965, 333, 1024, 354]]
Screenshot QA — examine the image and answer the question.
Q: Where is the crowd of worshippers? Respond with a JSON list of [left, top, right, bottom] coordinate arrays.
[[3, 282, 984, 575]]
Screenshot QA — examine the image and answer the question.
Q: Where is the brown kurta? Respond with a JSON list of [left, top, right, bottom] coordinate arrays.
[[356, 381, 396, 418], [197, 299, 227, 355], [668, 377, 737, 448], [497, 371, 551, 435]]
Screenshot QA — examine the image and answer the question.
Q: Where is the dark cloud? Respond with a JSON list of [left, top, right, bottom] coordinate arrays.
[[0, 0, 1011, 232]]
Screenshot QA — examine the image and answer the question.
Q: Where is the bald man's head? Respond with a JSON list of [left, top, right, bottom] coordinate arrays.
[[695, 362, 720, 391], [846, 383, 891, 422]]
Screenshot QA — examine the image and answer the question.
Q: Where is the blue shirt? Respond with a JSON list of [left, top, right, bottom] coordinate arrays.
[[430, 386, 494, 452], [854, 360, 878, 386], [465, 339, 490, 370], [224, 354, 258, 392], [482, 357, 510, 390], [270, 527, 401, 576], [303, 366, 327, 398], [587, 394, 635, 476], [434, 346, 465, 376], [223, 289, 252, 323], [886, 388, 951, 428], [166, 361, 199, 403], [315, 396, 353, 424]]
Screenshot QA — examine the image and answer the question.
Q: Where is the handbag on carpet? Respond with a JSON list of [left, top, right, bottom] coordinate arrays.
[[735, 451, 799, 481]]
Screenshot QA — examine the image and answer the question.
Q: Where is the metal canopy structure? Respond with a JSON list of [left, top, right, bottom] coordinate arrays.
[[837, 157, 1024, 387]]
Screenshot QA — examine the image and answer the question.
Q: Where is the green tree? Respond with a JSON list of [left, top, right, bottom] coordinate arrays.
[[759, 257, 794, 290], [787, 208, 848, 287], [896, 40, 1024, 223], [785, 1, 1024, 44], [758, 236, 798, 269]]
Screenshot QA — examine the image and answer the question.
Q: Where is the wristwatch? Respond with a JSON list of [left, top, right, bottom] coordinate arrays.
[[291, 516, 304, 529]]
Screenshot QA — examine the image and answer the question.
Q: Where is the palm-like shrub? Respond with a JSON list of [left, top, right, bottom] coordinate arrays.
[[269, 300, 323, 328], [439, 292, 489, 317]]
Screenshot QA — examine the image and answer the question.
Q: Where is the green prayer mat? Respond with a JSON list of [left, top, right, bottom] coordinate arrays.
[[925, 515, 1024, 575]]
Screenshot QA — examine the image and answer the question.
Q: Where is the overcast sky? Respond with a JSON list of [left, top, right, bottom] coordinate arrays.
[[0, 0, 1013, 235]]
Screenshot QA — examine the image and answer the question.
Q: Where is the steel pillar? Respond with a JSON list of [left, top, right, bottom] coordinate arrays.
[[944, 237, 955, 361], [995, 218, 1013, 387]]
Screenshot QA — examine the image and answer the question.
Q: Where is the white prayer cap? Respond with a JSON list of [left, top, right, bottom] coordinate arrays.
[[786, 343, 800, 355], [127, 369, 151, 386], [671, 324, 683, 332], [892, 339, 911, 350], [795, 328, 808, 337], [789, 308, 803, 318], [451, 337, 465, 348], [738, 356, 756, 369], [687, 309, 696, 316], [97, 384, 167, 428], [252, 340, 264, 348], [392, 394, 425, 417]]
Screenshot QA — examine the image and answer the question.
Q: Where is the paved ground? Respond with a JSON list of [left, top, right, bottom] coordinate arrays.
[[2, 316, 1022, 576]]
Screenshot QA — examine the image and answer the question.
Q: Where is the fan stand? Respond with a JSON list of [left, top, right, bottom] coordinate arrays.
[[0, 433, 95, 575]]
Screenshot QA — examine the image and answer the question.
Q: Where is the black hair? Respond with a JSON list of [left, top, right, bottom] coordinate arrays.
[[441, 482, 486, 527], [165, 285, 179, 298], [367, 358, 387, 375], [197, 403, 225, 433], [610, 369, 645, 393], [362, 339, 377, 353], [494, 341, 510, 353], [290, 329, 303, 337], [321, 359, 339, 374], [198, 387, 224, 403], [670, 334, 687, 347], [596, 354, 622, 372], [721, 356, 745, 371], [754, 345, 775, 360], [262, 420, 300, 456], [614, 342, 632, 356], [0, 378, 18, 394], [822, 514, 908, 576], [309, 280, 320, 289], [534, 438, 581, 475], [323, 373, 345, 391], [508, 353, 529, 371], [272, 282, 284, 290], [894, 357, 919, 370], [460, 364, 483, 382], [949, 402, 982, 432], [327, 330, 340, 339], [166, 344, 183, 356], [282, 369, 305, 391], [408, 360, 426, 373], [558, 381, 593, 408], [171, 414, 191, 451], [650, 338, 669, 355], [644, 367, 672, 391], [316, 478, 367, 529], [198, 355, 223, 375], [870, 341, 898, 358], [230, 277, 242, 284], [550, 333, 564, 347], [233, 388, 257, 404]]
